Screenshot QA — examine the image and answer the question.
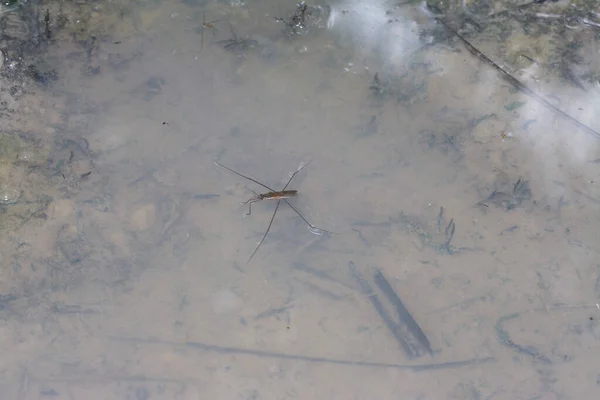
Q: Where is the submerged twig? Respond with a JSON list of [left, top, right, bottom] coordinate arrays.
[[434, 15, 600, 140], [111, 335, 495, 371]]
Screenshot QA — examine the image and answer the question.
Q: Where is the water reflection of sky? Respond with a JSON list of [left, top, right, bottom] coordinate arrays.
[[334, 0, 600, 173], [327, 0, 421, 65]]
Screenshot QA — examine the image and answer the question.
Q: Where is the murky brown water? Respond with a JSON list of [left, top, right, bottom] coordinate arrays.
[[1, 0, 600, 398]]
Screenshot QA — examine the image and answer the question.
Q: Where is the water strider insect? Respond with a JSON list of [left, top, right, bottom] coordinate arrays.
[[200, 13, 222, 51], [213, 160, 336, 262]]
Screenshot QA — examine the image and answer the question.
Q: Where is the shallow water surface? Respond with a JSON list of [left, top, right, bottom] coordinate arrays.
[[1, 0, 600, 398]]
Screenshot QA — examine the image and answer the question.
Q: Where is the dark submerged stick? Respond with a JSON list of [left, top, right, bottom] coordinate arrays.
[[434, 13, 600, 140], [373, 269, 433, 356], [110, 336, 496, 371], [496, 313, 552, 364], [349, 262, 416, 358]]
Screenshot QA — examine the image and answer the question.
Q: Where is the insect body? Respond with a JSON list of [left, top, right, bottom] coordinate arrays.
[[242, 190, 298, 215]]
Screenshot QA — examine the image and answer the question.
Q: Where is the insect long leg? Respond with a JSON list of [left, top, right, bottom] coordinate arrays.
[[200, 13, 206, 50], [228, 22, 238, 41], [207, 19, 222, 34], [282, 160, 313, 190], [283, 199, 337, 235], [200, 14, 222, 51], [280, 160, 335, 234], [248, 200, 281, 263], [214, 161, 275, 192]]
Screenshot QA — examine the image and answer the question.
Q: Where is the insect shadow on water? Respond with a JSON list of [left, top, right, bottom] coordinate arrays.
[[214, 23, 260, 54], [199, 12, 222, 51], [214, 161, 336, 263]]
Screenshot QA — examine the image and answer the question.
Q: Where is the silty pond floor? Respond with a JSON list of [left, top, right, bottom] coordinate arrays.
[[0, 0, 600, 398]]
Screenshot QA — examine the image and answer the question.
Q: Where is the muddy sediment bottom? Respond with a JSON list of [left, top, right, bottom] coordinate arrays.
[[0, 0, 599, 399]]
